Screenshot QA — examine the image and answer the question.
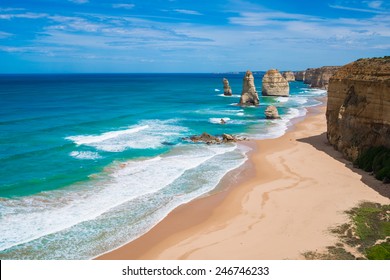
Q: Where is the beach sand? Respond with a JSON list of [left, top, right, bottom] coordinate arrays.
[[97, 105, 389, 260]]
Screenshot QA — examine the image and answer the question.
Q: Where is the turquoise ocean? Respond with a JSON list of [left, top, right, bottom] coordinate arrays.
[[0, 73, 326, 259]]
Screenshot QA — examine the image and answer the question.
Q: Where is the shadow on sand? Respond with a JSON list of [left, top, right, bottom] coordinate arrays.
[[297, 132, 390, 199]]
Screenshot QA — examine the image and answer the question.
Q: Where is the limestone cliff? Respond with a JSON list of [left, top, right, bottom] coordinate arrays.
[[223, 78, 232, 96], [304, 68, 315, 85], [295, 71, 305, 81], [282, 71, 295, 82], [310, 66, 340, 89], [239, 70, 259, 105], [326, 57, 390, 160], [262, 69, 289, 96]]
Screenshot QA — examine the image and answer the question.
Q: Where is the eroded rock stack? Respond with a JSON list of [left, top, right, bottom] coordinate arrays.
[[326, 57, 390, 160], [223, 78, 232, 96], [262, 69, 289, 96], [282, 71, 295, 82], [239, 70, 259, 105], [294, 71, 305, 81], [264, 105, 280, 119]]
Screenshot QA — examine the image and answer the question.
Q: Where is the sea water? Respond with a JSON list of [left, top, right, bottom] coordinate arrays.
[[0, 73, 326, 259]]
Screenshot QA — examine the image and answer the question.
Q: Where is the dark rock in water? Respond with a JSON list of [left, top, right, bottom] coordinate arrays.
[[189, 132, 221, 144], [220, 118, 226, 124], [222, 133, 235, 142], [161, 141, 175, 146], [264, 105, 280, 119], [223, 78, 233, 96], [185, 132, 246, 144]]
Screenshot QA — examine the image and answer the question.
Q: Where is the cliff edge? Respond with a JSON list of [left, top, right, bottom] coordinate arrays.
[[326, 57, 390, 160]]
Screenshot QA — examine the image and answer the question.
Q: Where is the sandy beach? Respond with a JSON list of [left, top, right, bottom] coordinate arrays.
[[97, 104, 389, 260]]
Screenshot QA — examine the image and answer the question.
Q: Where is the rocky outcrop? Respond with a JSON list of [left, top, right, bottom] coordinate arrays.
[[282, 71, 295, 82], [262, 69, 289, 96], [326, 57, 390, 161], [223, 78, 232, 96], [310, 66, 341, 89], [186, 132, 245, 144], [295, 71, 305, 81], [304, 68, 315, 85], [303, 66, 340, 89], [239, 70, 259, 105], [264, 105, 280, 119]]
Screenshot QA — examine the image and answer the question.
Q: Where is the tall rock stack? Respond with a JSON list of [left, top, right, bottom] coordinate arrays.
[[239, 70, 259, 105], [262, 69, 289, 96], [223, 78, 232, 96], [282, 71, 295, 82], [326, 57, 390, 160]]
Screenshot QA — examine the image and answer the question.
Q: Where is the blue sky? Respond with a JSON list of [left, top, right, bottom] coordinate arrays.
[[0, 0, 389, 73]]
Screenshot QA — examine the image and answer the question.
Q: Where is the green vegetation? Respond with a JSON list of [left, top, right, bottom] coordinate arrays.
[[354, 146, 390, 183], [303, 202, 390, 260]]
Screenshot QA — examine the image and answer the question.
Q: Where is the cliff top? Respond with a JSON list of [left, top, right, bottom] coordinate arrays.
[[332, 57, 390, 81]]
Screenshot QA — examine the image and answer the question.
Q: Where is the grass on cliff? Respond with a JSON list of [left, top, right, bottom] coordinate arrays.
[[354, 146, 390, 183], [303, 202, 390, 260]]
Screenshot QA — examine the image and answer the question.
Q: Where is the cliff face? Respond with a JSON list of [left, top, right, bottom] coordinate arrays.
[[239, 70, 259, 105], [294, 71, 305, 81], [326, 57, 390, 160], [262, 69, 289, 96], [303, 66, 340, 89], [310, 66, 340, 89]]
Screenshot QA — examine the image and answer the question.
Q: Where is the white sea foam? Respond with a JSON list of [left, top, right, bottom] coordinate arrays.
[[67, 125, 149, 145], [0, 144, 244, 252], [66, 120, 187, 152], [209, 117, 231, 124], [214, 89, 220, 92], [236, 112, 244, 116], [291, 97, 308, 105], [275, 97, 289, 103], [217, 94, 241, 98], [70, 151, 102, 160]]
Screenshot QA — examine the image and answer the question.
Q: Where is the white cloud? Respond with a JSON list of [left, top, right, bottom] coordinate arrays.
[[113, 4, 135, 10], [68, 0, 89, 4], [173, 9, 203, 16], [0, 31, 12, 38], [329, 4, 387, 14], [0, 12, 47, 20], [366, 1, 383, 9]]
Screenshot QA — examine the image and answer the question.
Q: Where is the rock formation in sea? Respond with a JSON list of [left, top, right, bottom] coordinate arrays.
[[282, 71, 295, 82], [185, 132, 245, 144], [239, 70, 259, 105], [223, 78, 232, 96], [294, 71, 305, 81], [264, 105, 280, 119], [303, 66, 340, 89], [262, 69, 289, 96], [326, 57, 390, 161]]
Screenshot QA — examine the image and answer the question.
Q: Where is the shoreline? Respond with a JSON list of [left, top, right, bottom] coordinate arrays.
[[97, 103, 389, 260]]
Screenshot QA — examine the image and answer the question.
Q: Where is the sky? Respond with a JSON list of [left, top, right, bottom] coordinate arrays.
[[0, 0, 389, 73]]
